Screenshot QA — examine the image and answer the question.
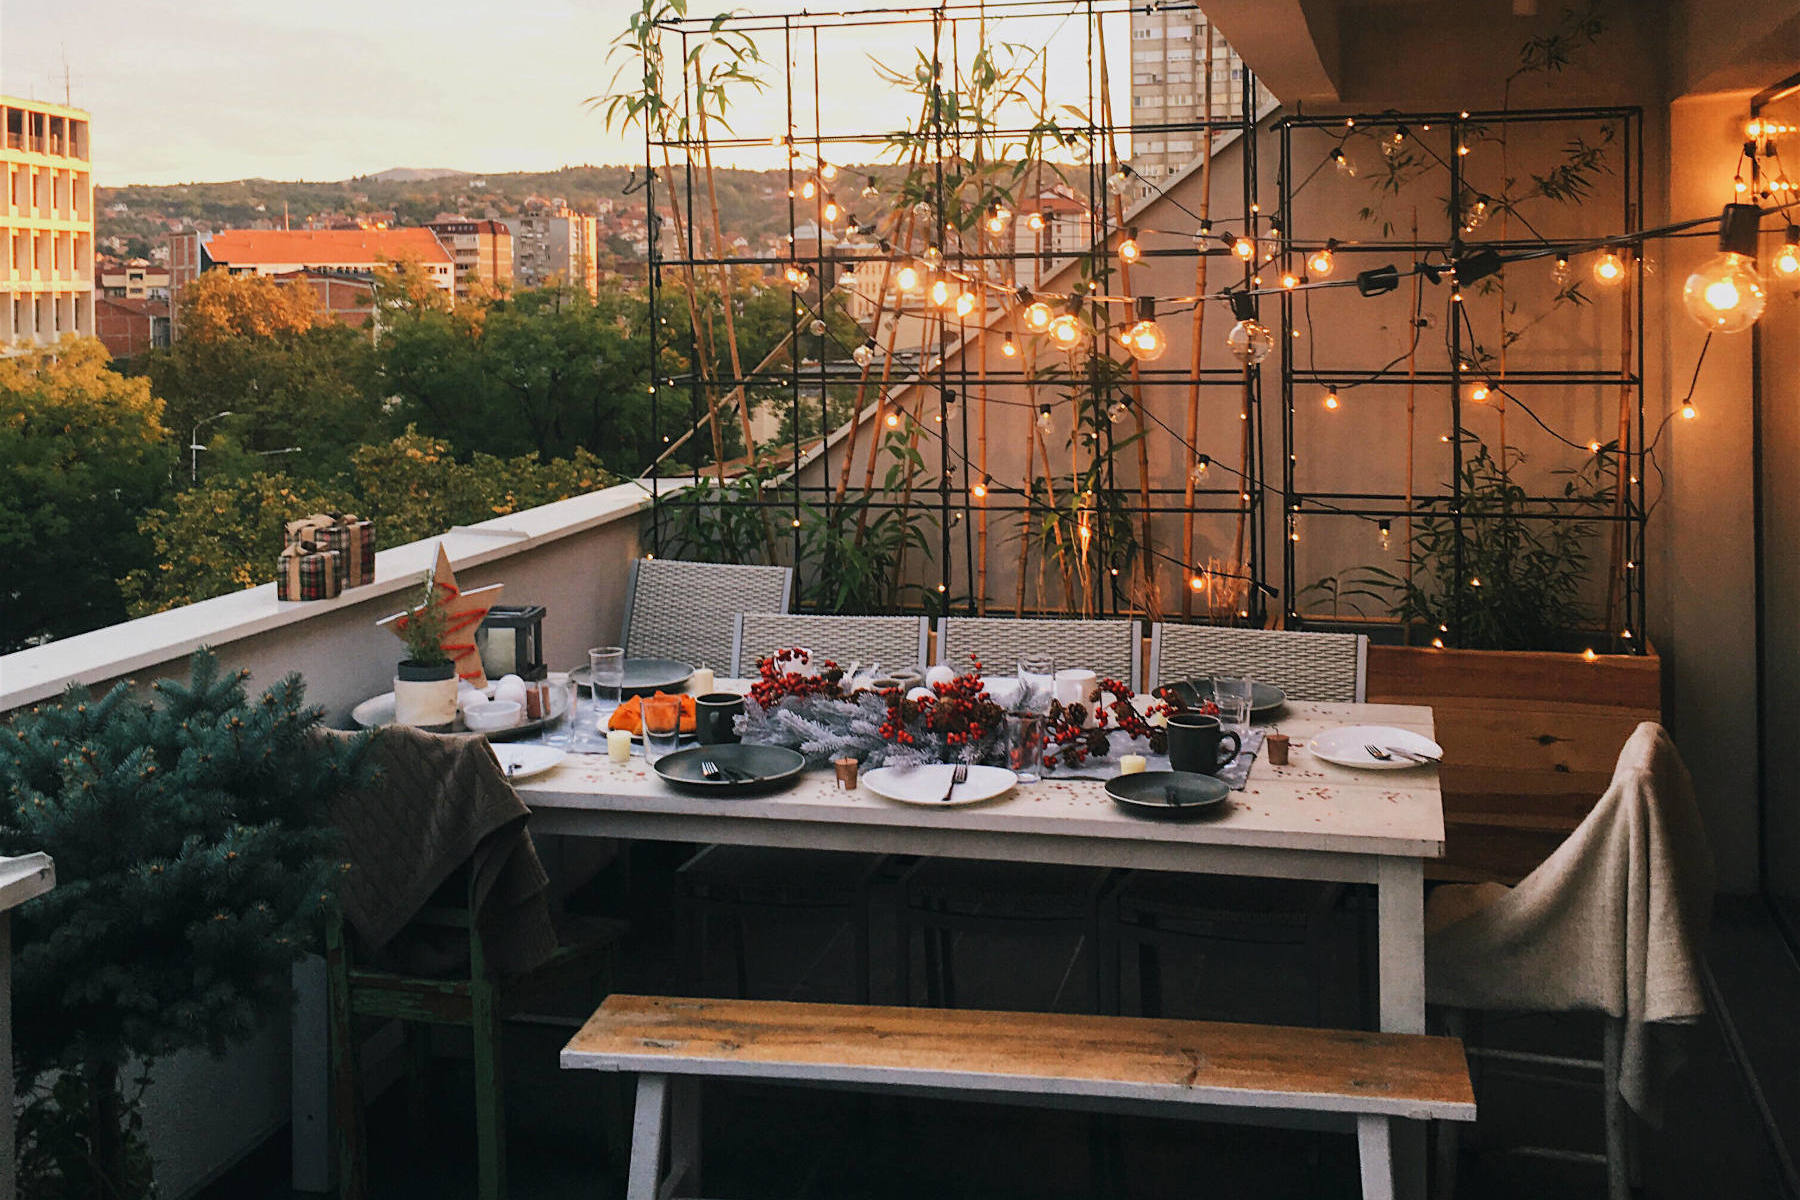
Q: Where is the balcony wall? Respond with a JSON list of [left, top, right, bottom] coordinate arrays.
[[0, 481, 651, 1198]]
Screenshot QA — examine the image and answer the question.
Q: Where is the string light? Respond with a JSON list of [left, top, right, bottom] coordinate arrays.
[[1231, 235, 1256, 261], [896, 264, 920, 293], [1593, 249, 1626, 285], [800, 179, 818, 200], [922, 245, 943, 267], [861, 176, 879, 198], [1330, 147, 1357, 178], [853, 339, 876, 368], [1683, 204, 1767, 333], [1106, 166, 1133, 196], [1024, 301, 1053, 332], [954, 289, 977, 318], [809, 317, 826, 336], [1307, 240, 1337, 277], [884, 410, 901, 428], [1466, 378, 1492, 403], [1001, 332, 1019, 358], [822, 200, 840, 222], [1775, 228, 1800, 279], [1280, 269, 1301, 289], [1118, 227, 1142, 265], [929, 277, 952, 308], [1037, 404, 1053, 432], [1225, 319, 1275, 365], [1048, 312, 1081, 348], [1378, 519, 1391, 550], [783, 264, 812, 289], [971, 480, 988, 499], [1323, 386, 1340, 410], [1107, 400, 1130, 424], [1551, 254, 1572, 287], [1026, 212, 1045, 232], [1124, 296, 1167, 362], [1189, 574, 1205, 592], [1681, 403, 1697, 420], [818, 162, 837, 181], [986, 202, 1011, 234]]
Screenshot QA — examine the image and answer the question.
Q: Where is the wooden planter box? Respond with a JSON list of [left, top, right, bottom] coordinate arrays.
[[1365, 643, 1663, 885]]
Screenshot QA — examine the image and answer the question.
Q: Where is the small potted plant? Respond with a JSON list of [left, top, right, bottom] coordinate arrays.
[[392, 570, 457, 728]]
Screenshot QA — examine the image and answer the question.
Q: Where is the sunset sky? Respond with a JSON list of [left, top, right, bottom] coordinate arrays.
[[1, 0, 1128, 187]]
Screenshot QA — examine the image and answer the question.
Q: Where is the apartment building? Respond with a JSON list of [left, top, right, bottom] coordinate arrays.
[[1, 97, 95, 349], [505, 202, 598, 296], [422, 218, 513, 296], [1127, 9, 1266, 193], [98, 256, 171, 300]]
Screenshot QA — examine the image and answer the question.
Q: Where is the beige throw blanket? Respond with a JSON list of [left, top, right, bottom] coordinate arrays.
[[327, 726, 558, 978], [1424, 722, 1714, 1121]]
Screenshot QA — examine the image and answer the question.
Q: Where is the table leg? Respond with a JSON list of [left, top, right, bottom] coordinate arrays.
[[627, 1074, 670, 1200], [1376, 856, 1427, 1200]]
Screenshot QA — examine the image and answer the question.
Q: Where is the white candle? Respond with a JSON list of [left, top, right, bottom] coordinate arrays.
[[690, 667, 715, 695], [607, 729, 633, 763], [1119, 754, 1148, 775]]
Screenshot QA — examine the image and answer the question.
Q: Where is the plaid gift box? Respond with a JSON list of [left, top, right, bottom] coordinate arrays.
[[284, 512, 375, 588], [276, 540, 342, 602]]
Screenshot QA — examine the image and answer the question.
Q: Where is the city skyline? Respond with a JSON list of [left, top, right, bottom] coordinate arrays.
[[2, 0, 1129, 188]]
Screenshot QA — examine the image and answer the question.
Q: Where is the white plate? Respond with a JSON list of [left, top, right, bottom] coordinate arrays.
[[490, 744, 567, 781], [861, 764, 1018, 807], [1308, 725, 1443, 770]]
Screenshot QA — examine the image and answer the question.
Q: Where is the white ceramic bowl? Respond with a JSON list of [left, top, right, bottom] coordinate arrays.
[[462, 699, 522, 732]]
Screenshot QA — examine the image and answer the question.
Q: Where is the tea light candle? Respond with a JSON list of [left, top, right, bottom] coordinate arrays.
[[690, 666, 715, 695], [607, 729, 633, 763], [1119, 754, 1148, 775], [834, 757, 859, 790], [1266, 732, 1291, 766]]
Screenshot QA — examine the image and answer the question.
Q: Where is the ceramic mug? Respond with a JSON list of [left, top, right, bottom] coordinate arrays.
[[694, 692, 746, 744], [1166, 712, 1242, 775], [1052, 668, 1100, 708]]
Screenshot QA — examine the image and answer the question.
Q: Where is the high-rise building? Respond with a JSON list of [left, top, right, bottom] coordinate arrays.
[[505, 202, 598, 296], [2, 97, 94, 349], [422, 218, 513, 296], [1127, 10, 1265, 195]]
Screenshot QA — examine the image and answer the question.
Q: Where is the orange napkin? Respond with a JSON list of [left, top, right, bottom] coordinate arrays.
[[607, 692, 698, 736]]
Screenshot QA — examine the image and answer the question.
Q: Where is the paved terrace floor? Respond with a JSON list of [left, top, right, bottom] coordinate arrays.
[[204, 845, 1789, 1199]]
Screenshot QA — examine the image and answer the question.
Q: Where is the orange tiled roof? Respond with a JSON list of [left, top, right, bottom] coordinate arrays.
[[205, 227, 452, 267]]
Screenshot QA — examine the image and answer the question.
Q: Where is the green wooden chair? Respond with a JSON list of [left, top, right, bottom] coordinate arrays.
[[325, 870, 627, 1200]]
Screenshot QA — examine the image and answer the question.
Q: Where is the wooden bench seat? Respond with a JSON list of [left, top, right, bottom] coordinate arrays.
[[561, 994, 1475, 1200]]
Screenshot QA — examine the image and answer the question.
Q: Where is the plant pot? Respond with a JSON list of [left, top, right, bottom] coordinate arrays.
[[393, 659, 458, 729]]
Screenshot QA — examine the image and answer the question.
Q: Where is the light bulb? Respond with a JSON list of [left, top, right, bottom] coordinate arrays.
[[986, 213, 1006, 235], [800, 179, 818, 200], [853, 341, 875, 368], [1683, 251, 1766, 333], [1593, 250, 1626, 286], [1124, 319, 1167, 362], [1466, 379, 1492, 403], [1225, 319, 1275, 365], [861, 177, 880, 198], [1378, 520, 1391, 550], [1232, 236, 1255, 261], [912, 199, 932, 220], [1323, 388, 1340, 410], [1280, 270, 1300, 289], [1107, 168, 1133, 196], [1307, 247, 1334, 276], [884, 410, 901, 428], [1037, 404, 1053, 432], [1108, 400, 1129, 424], [784, 264, 811, 289], [1681, 403, 1697, 420], [954, 289, 977, 318], [819, 162, 837, 181], [1001, 333, 1018, 359], [1552, 255, 1572, 287], [1331, 147, 1357, 178], [922, 245, 942, 267], [1189, 574, 1205, 592], [1119, 232, 1141, 264], [822, 200, 840, 222], [929, 277, 951, 308], [1023, 301, 1053, 332], [809, 317, 827, 336], [1026, 212, 1045, 232], [1775, 230, 1800, 279], [971, 480, 987, 499], [1048, 313, 1081, 347], [1190, 456, 1210, 484]]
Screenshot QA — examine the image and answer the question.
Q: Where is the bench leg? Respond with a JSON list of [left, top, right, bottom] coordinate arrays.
[[668, 1076, 702, 1199], [627, 1074, 669, 1200], [1357, 1115, 1396, 1200]]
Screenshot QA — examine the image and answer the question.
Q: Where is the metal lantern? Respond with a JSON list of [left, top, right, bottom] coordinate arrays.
[[477, 604, 546, 680]]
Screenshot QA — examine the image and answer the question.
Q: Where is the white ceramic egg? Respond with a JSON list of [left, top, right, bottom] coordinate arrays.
[[493, 674, 529, 709], [906, 686, 936, 703], [924, 664, 957, 689]]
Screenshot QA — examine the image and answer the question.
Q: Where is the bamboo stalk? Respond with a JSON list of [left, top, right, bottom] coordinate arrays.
[[1180, 22, 1218, 619]]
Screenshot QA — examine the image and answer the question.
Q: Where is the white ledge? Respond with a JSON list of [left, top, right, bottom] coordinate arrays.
[[0, 480, 657, 711]]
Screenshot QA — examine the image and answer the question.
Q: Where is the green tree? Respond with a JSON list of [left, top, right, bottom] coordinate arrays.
[[0, 338, 172, 649], [1, 650, 366, 1197]]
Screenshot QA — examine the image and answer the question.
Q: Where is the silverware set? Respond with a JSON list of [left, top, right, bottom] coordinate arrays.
[[1365, 743, 1440, 765]]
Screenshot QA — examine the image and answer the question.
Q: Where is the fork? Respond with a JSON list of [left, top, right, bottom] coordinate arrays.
[[1366, 743, 1439, 764], [939, 762, 969, 802], [699, 758, 742, 782]]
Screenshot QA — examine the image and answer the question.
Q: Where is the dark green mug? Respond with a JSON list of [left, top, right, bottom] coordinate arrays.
[[694, 693, 746, 744], [1166, 712, 1242, 775]]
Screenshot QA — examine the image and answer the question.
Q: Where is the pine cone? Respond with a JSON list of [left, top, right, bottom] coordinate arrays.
[[1085, 728, 1111, 758], [1148, 730, 1168, 756]]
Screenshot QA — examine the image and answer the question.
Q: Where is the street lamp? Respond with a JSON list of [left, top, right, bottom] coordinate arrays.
[[189, 410, 234, 482]]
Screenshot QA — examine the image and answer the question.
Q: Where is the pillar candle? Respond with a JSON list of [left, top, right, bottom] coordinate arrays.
[[607, 729, 633, 763], [1118, 754, 1148, 775], [690, 666, 715, 695]]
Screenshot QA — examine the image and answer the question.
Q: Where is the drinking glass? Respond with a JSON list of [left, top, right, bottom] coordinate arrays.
[[641, 693, 683, 764], [544, 671, 579, 747], [1212, 676, 1254, 735], [588, 646, 625, 716], [1017, 655, 1056, 713], [1005, 713, 1045, 783]]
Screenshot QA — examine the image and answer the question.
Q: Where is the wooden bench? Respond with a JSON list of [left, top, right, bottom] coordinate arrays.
[[561, 994, 1475, 1200]]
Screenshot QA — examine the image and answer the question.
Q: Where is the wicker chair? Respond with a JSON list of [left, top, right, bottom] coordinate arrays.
[[732, 613, 930, 678], [937, 616, 1142, 690], [1146, 623, 1367, 702], [1111, 624, 1373, 1022], [621, 558, 792, 672]]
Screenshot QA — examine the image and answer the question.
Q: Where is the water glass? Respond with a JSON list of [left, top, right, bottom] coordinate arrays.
[[641, 693, 683, 764], [588, 645, 625, 714], [1212, 676, 1255, 735], [1017, 655, 1056, 713], [1005, 713, 1045, 783], [544, 671, 579, 747]]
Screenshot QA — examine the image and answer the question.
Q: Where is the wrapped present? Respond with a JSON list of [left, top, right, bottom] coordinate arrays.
[[284, 512, 375, 588], [276, 540, 342, 602]]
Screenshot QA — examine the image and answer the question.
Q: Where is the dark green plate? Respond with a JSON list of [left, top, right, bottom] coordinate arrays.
[[573, 658, 694, 698], [1166, 677, 1287, 717], [1105, 770, 1231, 819], [652, 743, 806, 796]]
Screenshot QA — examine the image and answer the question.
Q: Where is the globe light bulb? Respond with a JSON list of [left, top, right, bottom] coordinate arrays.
[[986, 212, 1006, 235], [1107, 168, 1133, 196], [971, 481, 987, 499], [922, 244, 943, 267], [800, 179, 818, 200], [884, 410, 901, 428], [1048, 313, 1081, 347], [819, 162, 837, 181], [1108, 400, 1129, 424], [1026, 212, 1045, 232], [822, 200, 840, 222], [929, 277, 951, 308], [1551, 255, 1572, 287], [853, 341, 875, 368], [1124, 319, 1167, 362], [1225, 319, 1275, 365], [809, 317, 827, 336], [1001, 333, 1019, 358], [1772, 228, 1800, 279], [1683, 250, 1767, 333], [1331, 147, 1357, 177], [1592, 250, 1626, 286], [1118, 231, 1141, 264], [1466, 379, 1492, 403], [861, 176, 880, 198], [1280, 270, 1300, 290], [896, 264, 920, 293], [912, 200, 932, 220], [1023, 301, 1053, 332], [1232, 236, 1256, 261], [1190, 456, 1210, 483], [1323, 388, 1340, 410], [954, 289, 977, 318], [1037, 404, 1053, 431], [1307, 246, 1335, 277]]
